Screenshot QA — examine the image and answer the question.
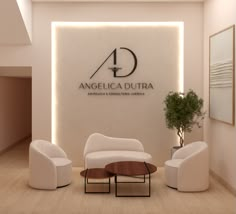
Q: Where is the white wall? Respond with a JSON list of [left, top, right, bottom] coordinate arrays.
[[0, 76, 31, 152], [204, 0, 236, 191], [0, 46, 32, 66], [0, 0, 31, 45], [32, 2, 203, 166], [16, 0, 32, 41]]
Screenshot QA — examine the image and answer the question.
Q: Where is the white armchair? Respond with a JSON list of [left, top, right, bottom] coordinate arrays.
[[84, 133, 152, 169], [29, 140, 72, 190], [164, 141, 209, 192]]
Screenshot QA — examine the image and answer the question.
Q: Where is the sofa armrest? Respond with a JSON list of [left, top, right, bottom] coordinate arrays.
[[43, 143, 67, 158], [172, 145, 194, 159]]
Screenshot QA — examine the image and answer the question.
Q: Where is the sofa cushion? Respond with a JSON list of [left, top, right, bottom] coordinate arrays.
[[85, 150, 152, 169]]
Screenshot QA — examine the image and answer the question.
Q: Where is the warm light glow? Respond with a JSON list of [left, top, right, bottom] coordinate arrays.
[[51, 23, 57, 144], [52, 21, 184, 28], [178, 22, 184, 93], [51, 22, 184, 145]]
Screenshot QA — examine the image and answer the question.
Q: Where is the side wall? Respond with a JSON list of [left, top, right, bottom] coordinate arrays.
[[204, 0, 236, 191], [0, 76, 31, 152]]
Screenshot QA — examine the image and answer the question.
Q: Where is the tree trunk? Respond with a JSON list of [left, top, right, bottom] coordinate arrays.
[[179, 136, 184, 147], [177, 129, 184, 147]]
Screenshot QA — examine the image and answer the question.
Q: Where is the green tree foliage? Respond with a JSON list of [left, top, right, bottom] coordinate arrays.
[[164, 90, 205, 147]]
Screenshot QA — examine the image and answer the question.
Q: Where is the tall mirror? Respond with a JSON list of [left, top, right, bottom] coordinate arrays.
[[209, 25, 235, 125]]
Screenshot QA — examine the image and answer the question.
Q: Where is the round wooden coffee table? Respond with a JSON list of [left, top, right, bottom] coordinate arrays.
[[105, 161, 157, 197], [80, 168, 114, 193]]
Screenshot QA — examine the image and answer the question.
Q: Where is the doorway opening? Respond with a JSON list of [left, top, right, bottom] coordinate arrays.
[[0, 66, 32, 154]]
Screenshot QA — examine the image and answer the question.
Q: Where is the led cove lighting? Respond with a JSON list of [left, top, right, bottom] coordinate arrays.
[[52, 23, 56, 144], [52, 22, 183, 28], [178, 22, 184, 93], [51, 22, 184, 145]]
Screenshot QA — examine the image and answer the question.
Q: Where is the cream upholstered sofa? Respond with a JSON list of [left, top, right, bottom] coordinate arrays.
[[164, 141, 209, 192], [29, 140, 72, 190], [84, 133, 152, 169]]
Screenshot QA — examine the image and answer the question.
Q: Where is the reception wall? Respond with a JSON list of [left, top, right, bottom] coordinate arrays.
[[0, 2, 203, 166], [53, 22, 182, 165], [32, 2, 203, 166]]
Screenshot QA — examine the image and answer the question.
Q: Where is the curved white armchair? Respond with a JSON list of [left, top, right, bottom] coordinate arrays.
[[84, 133, 152, 169], [29, 140, 72, 190], [165, 141, 209, 192]]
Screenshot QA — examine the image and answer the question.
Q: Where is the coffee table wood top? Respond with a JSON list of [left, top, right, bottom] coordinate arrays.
[[80, 168, 114, 179], [105, 161, 157, 176]]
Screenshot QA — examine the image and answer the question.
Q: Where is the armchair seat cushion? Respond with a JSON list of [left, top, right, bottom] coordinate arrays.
[[165, 159, 183, 168], [165, 159, 183, 188], [51, 158, 72, 187], [85, 150, 152, 169], [51, 158, 72, 166]]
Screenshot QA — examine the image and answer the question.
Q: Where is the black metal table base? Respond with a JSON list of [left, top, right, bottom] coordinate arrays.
[[84, 171, 111, 194], [115, 173, 151, 197]]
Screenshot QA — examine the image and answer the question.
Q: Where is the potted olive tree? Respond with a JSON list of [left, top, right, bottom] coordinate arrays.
[[164, 90, 205, 150]]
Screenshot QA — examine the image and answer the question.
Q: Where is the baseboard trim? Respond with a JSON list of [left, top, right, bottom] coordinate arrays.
[[0, 135, 31, 155], [210, 170, 236, 196]]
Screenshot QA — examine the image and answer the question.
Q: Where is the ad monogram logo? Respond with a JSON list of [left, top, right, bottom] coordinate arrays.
[[79, 46, 153, 96], [90, 47, 138, 79]]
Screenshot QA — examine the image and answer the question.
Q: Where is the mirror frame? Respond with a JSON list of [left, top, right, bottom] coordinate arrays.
[[209, 25, 235, 125]]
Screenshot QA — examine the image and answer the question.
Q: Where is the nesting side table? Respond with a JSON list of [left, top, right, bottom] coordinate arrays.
[[80, 168, 114, 193]]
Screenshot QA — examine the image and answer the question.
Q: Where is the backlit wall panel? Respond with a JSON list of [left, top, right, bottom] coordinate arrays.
[[52, 22, 183, 166]]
